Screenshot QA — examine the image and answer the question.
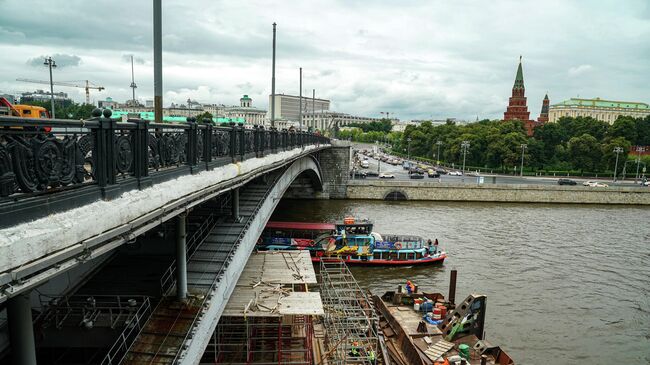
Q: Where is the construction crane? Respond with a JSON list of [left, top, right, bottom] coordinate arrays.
[[16, 78, 105, 105]]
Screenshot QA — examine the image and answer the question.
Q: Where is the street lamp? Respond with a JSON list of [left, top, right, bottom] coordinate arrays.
[[613, 146, 623, 182], [519, 144, 528, 177], [435, 140, 443, 165], [461, 140, 470, 174], [407, 137, 412, 161], [635, 146, 646, 183], [43, 57, 57, 118]]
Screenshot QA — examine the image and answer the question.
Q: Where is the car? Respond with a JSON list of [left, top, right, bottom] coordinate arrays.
[[350, 170, 367, 179], [379, 172, 395, 179], [360, 160, 369, 169], [448, 171, 463, 176], [558, 178, 577, 185], [427, 169, 440, 178], [582, 180, 598, 186], [409, 172, 424, 179], [590, 182, 609, 187], [435, 168, 448, 175]]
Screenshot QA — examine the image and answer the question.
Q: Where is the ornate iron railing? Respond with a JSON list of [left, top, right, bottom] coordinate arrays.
[[0, 109, 329, 227]]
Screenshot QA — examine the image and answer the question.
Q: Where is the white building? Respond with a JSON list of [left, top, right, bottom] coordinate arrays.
[[302, 110, 382, 132], [549, 97, 650, 124], [269, 94, 330, 121]]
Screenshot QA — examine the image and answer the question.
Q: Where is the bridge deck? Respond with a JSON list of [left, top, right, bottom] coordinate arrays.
[[120, 179, 274, 364]]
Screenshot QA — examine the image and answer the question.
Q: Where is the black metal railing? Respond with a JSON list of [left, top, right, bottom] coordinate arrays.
[[0, 109, 328, 226]]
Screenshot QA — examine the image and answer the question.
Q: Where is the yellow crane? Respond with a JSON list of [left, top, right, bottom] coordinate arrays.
[[16, 78, 105, 105]]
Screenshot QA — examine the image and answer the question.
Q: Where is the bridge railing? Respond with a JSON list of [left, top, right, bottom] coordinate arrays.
[[0, 109, 329, 227]]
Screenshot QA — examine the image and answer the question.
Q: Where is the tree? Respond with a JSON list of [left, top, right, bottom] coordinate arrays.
[[601, 137, 632, 174], [567, 134, 602, 171], [609, 116, 638, 144], [194, 111, 214, 123]]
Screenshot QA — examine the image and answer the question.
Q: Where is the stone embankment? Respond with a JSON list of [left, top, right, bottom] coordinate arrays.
[[345, 180, 650, 205]]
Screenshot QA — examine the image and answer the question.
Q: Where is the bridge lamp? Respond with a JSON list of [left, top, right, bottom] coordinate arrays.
[[435, 140, 443, 164], [44, 57, 57, 118], [461, 141, 470, 174], [407, 137, 412, 161]]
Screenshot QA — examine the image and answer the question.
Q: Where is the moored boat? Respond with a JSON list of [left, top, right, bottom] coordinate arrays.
[[259, 217, 447, 266]]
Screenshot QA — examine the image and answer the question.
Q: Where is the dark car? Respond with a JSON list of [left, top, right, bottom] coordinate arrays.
[[350, 170, 367, 179], [409, 172, 424, 179], [558, 178, 577, 185]]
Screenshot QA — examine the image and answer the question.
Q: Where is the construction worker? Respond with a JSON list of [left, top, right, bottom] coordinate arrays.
[[349, 341, 359, 357], [368, 349, 376, 364]]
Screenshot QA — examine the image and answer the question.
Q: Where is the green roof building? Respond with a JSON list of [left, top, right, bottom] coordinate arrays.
[[549, 97, 650, 124]]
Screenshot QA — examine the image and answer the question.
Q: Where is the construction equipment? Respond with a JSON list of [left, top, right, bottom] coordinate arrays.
[[16, 78, 105, 105]]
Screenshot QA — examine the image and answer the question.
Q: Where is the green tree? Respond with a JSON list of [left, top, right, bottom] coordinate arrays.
[[601, 137, 632, 175], [609, 116, 638, 144], [567, 134, 602, 171], [194, 111, 214, 123]]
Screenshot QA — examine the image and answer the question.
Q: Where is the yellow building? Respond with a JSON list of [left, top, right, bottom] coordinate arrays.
[[548, 97, 650, 124]]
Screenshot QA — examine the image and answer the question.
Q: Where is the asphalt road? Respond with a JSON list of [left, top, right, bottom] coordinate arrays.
[[353, 156, 647, 187]]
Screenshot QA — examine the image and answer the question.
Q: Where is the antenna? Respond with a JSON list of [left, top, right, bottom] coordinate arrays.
[[129, 55, 137, 105]]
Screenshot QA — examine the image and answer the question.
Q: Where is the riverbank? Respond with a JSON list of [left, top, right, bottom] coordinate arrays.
[[345, 180, 650, 205]]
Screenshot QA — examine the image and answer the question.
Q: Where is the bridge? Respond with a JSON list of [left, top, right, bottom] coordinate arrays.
[[0, 110, 351, 364]]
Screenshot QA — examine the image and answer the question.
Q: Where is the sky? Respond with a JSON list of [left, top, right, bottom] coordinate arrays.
[[0, 0, 649, 121]]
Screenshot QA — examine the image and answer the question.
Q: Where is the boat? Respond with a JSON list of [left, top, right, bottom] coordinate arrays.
[[258, 217, 447, 266], [374, 272, 514, 364]]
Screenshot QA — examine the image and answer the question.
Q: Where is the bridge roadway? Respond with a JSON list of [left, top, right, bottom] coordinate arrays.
[[0, 113, 344, 364]]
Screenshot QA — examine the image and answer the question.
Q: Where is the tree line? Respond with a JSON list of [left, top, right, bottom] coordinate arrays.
[[340, 115, 650, 175]]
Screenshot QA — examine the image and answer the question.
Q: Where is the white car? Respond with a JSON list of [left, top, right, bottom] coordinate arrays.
[[590, 182, 609, 187], [582, 180, 596, 186], [448, 171, 463, 176], [379, 172, 395, 179]]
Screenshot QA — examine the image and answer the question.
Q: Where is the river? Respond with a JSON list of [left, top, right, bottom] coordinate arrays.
[[271, 199, 650, 364]]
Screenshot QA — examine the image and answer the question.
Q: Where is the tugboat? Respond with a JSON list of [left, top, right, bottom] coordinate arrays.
[[258, 217, 447, 266]]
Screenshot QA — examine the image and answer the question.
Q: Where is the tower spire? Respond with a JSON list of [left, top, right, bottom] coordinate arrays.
[[514, 56, 524, 89]]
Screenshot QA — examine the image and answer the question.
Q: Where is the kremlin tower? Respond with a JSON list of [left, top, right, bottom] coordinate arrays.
[[503, 56, 531, 121], [502, 57, 549, 136]]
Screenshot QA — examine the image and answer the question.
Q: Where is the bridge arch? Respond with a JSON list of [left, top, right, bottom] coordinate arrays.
[[384, 190, 408, 201]]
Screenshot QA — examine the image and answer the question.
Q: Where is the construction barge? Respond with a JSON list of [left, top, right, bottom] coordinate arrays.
[[373, 271, 514, 365]]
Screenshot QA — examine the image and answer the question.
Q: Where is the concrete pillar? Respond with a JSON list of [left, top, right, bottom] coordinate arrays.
[[7, 292, 37, 365], [176, 214, 187, 300], [231, 188, 240, 222]]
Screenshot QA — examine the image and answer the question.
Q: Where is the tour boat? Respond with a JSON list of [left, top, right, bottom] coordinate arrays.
[[258, 218, 446, 266]]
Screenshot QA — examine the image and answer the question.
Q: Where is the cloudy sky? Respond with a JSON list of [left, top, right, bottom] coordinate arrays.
[[1, 0, 649, 121]]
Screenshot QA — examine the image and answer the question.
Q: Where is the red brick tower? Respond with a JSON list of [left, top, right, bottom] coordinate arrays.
[[503, 56, 531, 121], [537, 93, 549, 123]]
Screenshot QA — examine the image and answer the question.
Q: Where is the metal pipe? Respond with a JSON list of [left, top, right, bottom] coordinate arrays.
[[448, 269, 457, 305], [176, 214, 187, 300], [271, 22, 276, 128], [7, 292, 37, 365], [153, 0, 163, 123], [299, 67, 302, 131]]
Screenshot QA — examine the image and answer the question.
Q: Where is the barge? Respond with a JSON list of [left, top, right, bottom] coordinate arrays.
[[374, 271, 514, 365], [259, 218, 446, 266]]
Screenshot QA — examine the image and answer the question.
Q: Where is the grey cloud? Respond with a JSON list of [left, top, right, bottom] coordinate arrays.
[[27, 53, 81, 68]]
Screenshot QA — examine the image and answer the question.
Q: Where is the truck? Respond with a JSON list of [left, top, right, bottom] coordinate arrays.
[[0, 97, 51, 132]]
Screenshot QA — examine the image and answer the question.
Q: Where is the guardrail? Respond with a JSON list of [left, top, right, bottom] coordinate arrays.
[[0, 109, 329, 227]]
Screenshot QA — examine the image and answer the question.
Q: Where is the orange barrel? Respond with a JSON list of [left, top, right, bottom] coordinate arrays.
[[439, 306, 447, 319], [433, 307, 442, 320], [344, 217, 355, 224]]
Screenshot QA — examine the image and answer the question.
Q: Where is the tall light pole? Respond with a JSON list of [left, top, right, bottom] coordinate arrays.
[[435, 140, 442, 164], [613, 146, 623, 182], [43, 57, 57, 118], [153, 0, 163, 123], [270, 22, 277, 128], [635, 146, 645, 183], [299, 67, 302, 131], [519, 144, 528, 177], [461, 140, 470, 174], [407, 137, 412, 161]]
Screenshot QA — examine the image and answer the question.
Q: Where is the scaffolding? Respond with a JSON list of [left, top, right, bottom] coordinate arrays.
[[319, 261, 379, 365], [202, 251, 322, 364]]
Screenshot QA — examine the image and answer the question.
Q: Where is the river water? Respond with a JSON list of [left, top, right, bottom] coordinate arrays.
[[271, 199, 650, 364]]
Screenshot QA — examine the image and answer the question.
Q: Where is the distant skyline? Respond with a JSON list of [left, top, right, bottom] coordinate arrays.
[[1, 0, 649, 120]]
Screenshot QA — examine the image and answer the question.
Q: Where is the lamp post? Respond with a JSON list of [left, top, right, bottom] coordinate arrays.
[[407, 137, 412, 161], [43, 57, 57, 118], [519, 144, 528, 177], [435, 140, 442, 165], [461, 140, 470, 174], [635, 146, 645, 183], [613, 146, 623, 182]]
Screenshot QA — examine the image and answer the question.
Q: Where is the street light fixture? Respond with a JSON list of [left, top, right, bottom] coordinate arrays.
[[635, 146, 646, 183], [461, 140, 470, 174], [407, 137, 412, 161], [43, 57, 57, 118], [519, 144, 528, 177], [613, 146, 623, 182], [435, 140, 443, 165]]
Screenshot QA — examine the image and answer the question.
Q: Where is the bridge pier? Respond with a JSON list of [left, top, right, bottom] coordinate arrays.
[[231, 188, 241, 222], [7, 292, 37, 365], [176, 214, 188, 300]]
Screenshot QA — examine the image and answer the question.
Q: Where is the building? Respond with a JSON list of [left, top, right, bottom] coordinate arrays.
[[537, 94, 549, 123], [98, 97, 119, 109], [269, 94, 330, 121], [302, 110, 382, 132], [502, 57, 548, 136], [548, 97, 650, 124], [223, 95, 267, 126], [20, 89, 72, 106]]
